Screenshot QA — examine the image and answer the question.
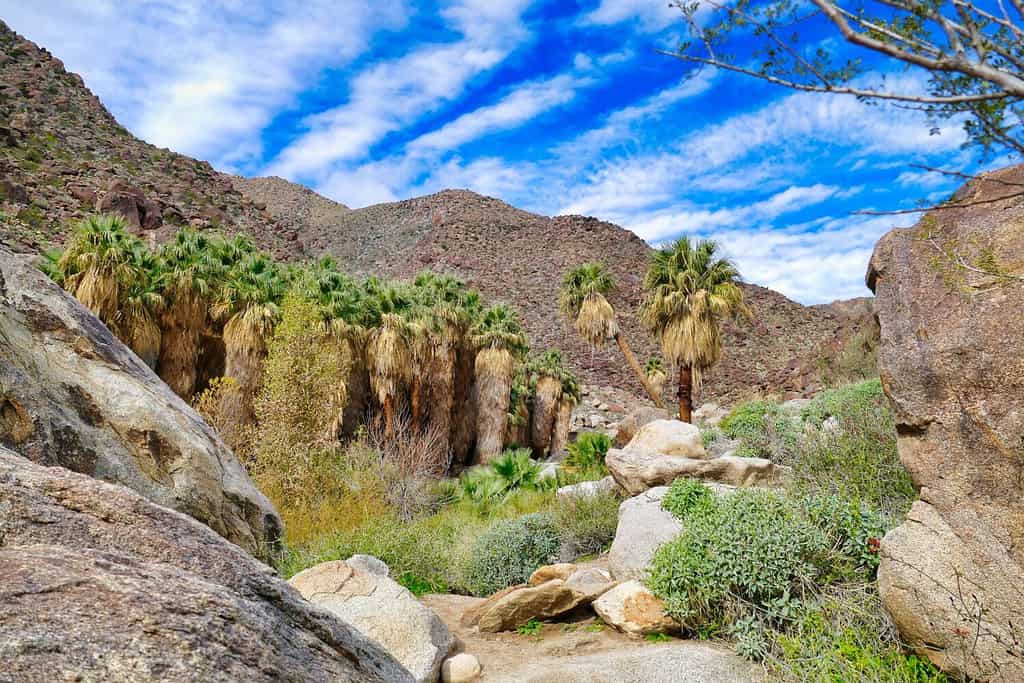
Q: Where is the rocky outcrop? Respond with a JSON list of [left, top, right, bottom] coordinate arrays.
[[608, 486, 683, 581], [868, 165, 1024, 681], [0, 448, 400, 682], [613, 406, 671, 447], [0, 246, 280, 557], [623, 419, 706, 458], [289, 559, 455, 683], [592, 580, 680, 638], [607, 449, 786, 496]]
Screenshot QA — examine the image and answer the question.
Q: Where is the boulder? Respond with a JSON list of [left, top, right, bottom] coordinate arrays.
[[608, 487, 682, 581], [564, 566, 616, 602], [867, 166, 1024, 681], [484, 642, 761, 682], [289, 560, 454, 683], [0, 247, 280, 557], [347, 554, 390, 576], [613, 406, 671, 447], [471, 580, 582, 633], [592, 580, 680, 638], [95, 179, 161, 231], [556, 475, 620, 499], [607, 449, 787, 496], [624, 419, 705, 458], [442, 653, 482, 682], [0, 448, 399, 682], [529, 563, 577, 585], [693, 402, 729, 426]]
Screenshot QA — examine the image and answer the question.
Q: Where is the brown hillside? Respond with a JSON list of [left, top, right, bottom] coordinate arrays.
[[0, 20, 871, 402]]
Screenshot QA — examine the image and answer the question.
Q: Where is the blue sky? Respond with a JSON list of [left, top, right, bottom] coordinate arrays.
[[2, 0, 1000, 303]]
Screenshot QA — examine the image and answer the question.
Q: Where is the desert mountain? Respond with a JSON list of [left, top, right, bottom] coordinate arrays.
[[0, 20, 870, 401]]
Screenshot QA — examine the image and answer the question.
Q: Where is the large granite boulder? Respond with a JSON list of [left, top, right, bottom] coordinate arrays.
[[289, 560, 455, 683], [0, 447, 400, 682], [624, 418, 705, 458], [613, 405, 671, 447], [0, 247, 280, 557], [608, 486, 682, 581], [607, 448, 786, 496], [867, 165, 1024, 681]]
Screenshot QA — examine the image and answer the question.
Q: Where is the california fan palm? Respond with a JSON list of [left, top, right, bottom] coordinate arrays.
[[471, 304, 528, 463], [641, 237, 747, 423], [560, 261, 663, 406]]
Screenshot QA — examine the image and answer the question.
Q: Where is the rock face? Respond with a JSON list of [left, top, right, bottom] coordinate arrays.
[[0, 247, 281, 557], [607, 449, 786, 496], [592, 580, 680, 638], [289, 560, 455, 683], [623, 419, 706, 457], [608, 486, 683, 581], [0, 448, 399, 682], [868, 166, 1024, 681]]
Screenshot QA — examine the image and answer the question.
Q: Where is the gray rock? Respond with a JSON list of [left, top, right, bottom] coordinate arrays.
[[290, 560, 455, 683], [592, 580, 680, 638], [347, 554, 390, 576], [442, 653, 481, 682], [613, 406, 671, 448], [0, 247, 280, 557], [556, 475, 620, 500], [607, 448, 788, 496], [624, 419, 705, 458], [608, 486, 682, 581], [0, 447, 398, 682], [538, 462, 559, 481], [693, 402, 729, 426]]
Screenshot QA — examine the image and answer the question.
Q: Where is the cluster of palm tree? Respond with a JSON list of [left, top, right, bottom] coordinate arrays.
[[43, 214, 576, 466], [561, 237, 748, 423]]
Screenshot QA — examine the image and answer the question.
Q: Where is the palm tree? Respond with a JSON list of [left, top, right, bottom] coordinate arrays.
[[645, 356, 668, 405], [211, 251, 286, 433], [58, 214, 148, 326], [640, 237, 748, 423], [525, 350, 580, 457], [365, 285, 415, 437], [156, 228, 224, 398], [560, 262, 663, 407], [471, 304, 528, 463], [113, 243, 165, 369]]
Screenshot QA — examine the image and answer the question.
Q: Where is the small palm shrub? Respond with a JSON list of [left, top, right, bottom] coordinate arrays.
[[719, 399, 798, 459], [465, 512, 561, 596], [551, 489, 620, 559], [457, 448, 553, 507], [661, 477, 716, 520], [564, 432, 612, 479]]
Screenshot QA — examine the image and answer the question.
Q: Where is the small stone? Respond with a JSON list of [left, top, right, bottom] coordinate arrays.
[[529, 563, 576, 586], [442, 653, 481, 682]]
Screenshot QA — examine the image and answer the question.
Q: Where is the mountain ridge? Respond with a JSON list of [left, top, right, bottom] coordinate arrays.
[[0, 20, 872, 401]]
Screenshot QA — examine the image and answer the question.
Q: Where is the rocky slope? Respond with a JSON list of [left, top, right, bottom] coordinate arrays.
[[0, 20, 872, 402]]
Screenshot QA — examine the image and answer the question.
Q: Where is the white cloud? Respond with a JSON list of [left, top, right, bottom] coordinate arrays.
[[265, 0, 534, 180], [581, 0, 682, 30], [2, 1, 408, 170]]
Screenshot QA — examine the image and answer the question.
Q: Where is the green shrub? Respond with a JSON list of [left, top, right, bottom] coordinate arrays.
[[565, 431, 611, 479], [720, 399, 798, 459], [457, 448, 554, 508], [788, 380, 915, 520], [551, 489, 620, 558], [465, 513, 561, 596], [798, 494, 886, 579], [765, 586, 949, 682], [800, 379, 885, 425], [661, 477, 716, 521], [648, 488, 828, 630]]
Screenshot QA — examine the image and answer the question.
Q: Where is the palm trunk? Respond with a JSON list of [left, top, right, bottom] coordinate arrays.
[[451, 340, 478, 466], [219, 342, 263, 451], [615, 332, 664, 407], [411, 376, 422, 430], [530, 376, 562, 457], [474, 348, 513, 464], [158, 322, 201, 398], [383, 394, 395, 438], [425, 344, 455, 460], [549, 397, 574, 457], [678, 364, 693, 423]]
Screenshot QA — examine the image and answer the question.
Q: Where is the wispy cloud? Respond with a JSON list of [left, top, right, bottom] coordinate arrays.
[[581, 0, 683, 30]]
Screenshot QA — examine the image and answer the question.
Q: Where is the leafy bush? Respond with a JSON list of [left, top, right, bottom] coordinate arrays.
[[465, 513, 561, 596], [551, 489, 620, 558], [720, 399, 798, 459], [565, 432, 612, 478], [788, 380, 915, 520], [800, 379, 885, 425], [798, 494, 886, 579], [648, 488, 828, 630], [765, 586, 949, 682], [661, 477, 715, 520]]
